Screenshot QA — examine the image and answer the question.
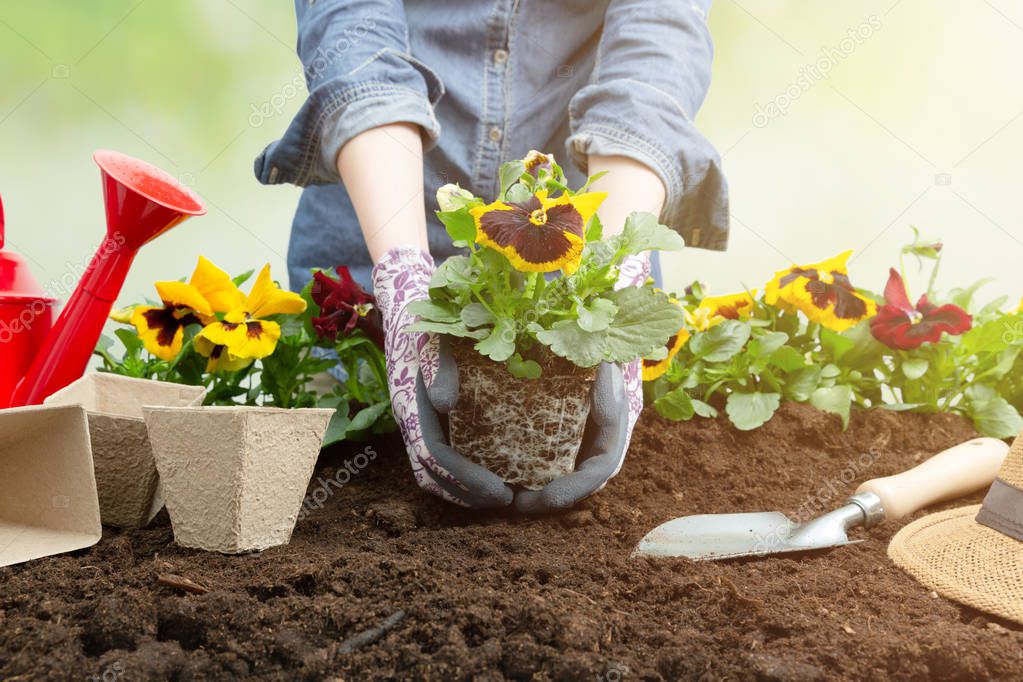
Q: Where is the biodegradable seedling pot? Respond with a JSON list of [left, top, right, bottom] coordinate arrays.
[[45, 373, 207, 529], [0, 404, 102, 567], [447, 343, 597, 490], [144, 406, 334, 554]]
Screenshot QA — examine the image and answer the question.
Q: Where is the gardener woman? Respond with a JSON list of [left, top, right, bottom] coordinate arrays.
[[256, 0, 729, 512]]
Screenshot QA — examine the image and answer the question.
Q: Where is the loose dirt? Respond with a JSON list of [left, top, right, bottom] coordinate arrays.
[[2, 403, 1021, 680]]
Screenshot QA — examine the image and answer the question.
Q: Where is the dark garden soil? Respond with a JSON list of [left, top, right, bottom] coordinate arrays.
[[2, 403, 1022, 681]]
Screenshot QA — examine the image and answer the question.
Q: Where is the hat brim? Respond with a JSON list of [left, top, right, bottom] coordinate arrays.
[[888, 505, 1023, 625]]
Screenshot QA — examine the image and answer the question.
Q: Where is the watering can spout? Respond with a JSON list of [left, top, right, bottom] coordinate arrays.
[[8, 151, 206, 407]]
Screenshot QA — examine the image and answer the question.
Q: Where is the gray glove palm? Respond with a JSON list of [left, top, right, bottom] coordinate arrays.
[[417, 340, 631, 514]]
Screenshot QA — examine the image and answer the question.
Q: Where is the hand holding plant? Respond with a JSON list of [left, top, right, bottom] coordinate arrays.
[[408, 151, 684, 502]]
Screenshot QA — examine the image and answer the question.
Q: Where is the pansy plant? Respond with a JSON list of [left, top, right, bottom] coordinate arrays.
[[408, 152, 685, 375], [95, 258, 395, 446], [646, 230, 1023, 439]]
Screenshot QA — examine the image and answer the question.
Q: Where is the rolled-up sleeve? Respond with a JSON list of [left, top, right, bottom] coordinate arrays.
[[566, 0, 728, 251], [255, 0, 444, 187]]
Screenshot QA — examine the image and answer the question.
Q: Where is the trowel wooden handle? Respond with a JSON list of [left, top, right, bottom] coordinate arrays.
[[856, 437, 1008, 522]]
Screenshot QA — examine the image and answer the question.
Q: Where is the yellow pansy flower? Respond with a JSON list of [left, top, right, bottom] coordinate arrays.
[[130, 256, 244, 361], [685, 290, 758, 332], [764, 251, 876, 332], [195, 264, 306, 371], [469, 190, 605, 274]]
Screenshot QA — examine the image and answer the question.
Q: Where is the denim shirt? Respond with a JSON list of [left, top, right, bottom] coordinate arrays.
[[255, 0, 729, 292]]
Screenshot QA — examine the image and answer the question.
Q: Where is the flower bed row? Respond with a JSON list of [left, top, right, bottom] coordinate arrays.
[[644, 230, 1023, 438]]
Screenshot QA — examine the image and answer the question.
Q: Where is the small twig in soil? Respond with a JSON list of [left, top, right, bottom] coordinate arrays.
[[157, 573, 210, 595], [334, 610, 406, 657]]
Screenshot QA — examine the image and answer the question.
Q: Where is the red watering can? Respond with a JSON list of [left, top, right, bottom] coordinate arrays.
[[0, 150, 206, 408]]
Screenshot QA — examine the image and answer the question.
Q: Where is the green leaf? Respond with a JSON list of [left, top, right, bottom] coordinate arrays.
[[436, 209, 477, 244], [617, 212, 685, 255], [431, 256, 474, 289], [475, 318, 516, 362], [499, 160, 527, 199], [321, 409, 352, 448], [461, 302, 495, 328], [406, 320, 489, 339], [536, 320, 607, 367], [536, 288, 682, 367], [726, 392, 781, 431], [962, 316, 1019, 354], [585, 213, 604, 242], [689, 320, 751, 363], [748, 331, 789, 358], [769, 345, 806, 372], [966, 384, 1023, 438], [602, 287, 686, 363], [901, 357, 930, 380], [114, 328, 144, 355], [784, 366, 821, 402], [810, 384, 853, 428], [977, 347, 1021, 382], [820, 363, 841, 380], [820, 327, 855, 363], [692, 399, 719, 418], [406, 299, 460, 323], [348, 401, 391, 436], [655, 386, 695, 421], [949, 278, 994, 313], [505, 183, 533, 204], [507, 353, 542, 380], [232, 269, 255, 287], [577, 297, 618, 333], [879, 402, 926, 412]]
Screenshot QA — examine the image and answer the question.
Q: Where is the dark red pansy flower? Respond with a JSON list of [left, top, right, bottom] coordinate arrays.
[[870, 268, 972, 350], [311, 266, 384, 347]]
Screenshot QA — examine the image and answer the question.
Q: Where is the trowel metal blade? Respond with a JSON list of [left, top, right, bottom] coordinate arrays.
[[633, 511, 860, 561]]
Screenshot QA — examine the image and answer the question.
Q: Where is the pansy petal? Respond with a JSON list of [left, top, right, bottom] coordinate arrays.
[[642, 328, 691, 381], [882, 268, 914, 312], [154, 281, 214, 317], [131, 305, 191, 361], [699, 291, 757, 320], [190, 256, 246, 313], [246, 265, 307, 318], [473, 195, 582, 272], [231, 320, 281, 360]]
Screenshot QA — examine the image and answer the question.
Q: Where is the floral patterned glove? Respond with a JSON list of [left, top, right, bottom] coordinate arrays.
[[372, 247, 514, 508], [513, 253, 651, 514]]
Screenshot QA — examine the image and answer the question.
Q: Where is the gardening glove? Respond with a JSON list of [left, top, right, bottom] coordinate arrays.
[[514, 253, 650, 514], [372, 247, 514, 509]]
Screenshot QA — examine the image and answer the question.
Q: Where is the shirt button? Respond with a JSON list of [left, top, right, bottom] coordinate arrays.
[[493, 49, 509, 65], [488, 127, 503, 142]]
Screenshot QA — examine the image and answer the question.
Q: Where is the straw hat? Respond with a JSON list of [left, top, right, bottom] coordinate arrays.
[[889, 432, 1023, 624]]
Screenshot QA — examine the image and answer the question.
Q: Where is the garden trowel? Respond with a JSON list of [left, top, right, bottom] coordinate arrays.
[[634, 437, 1009, 561]]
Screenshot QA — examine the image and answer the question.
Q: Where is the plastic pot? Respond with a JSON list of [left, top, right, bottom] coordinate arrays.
[[143, 406, 333, 554], [447, 343, 597, 490]]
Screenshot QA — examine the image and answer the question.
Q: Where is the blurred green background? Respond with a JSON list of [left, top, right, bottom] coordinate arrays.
[[2, 0, 1021, 317]]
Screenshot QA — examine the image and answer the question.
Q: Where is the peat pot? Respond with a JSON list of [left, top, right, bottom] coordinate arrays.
[[0, 404, 101, 567], [143, 406, 333, 554], [45, 373, 207, 528], [447, 342, 597, 490]]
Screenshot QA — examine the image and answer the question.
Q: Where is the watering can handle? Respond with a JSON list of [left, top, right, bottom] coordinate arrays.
[[855, 437, 1009, 522]]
